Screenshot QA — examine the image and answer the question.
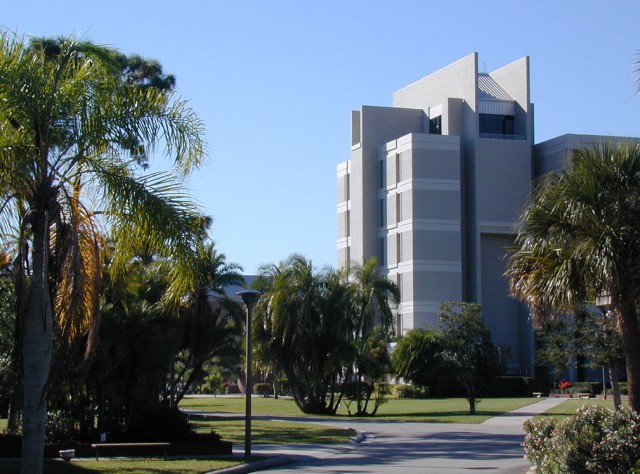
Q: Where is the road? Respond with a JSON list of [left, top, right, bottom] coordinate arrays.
[[195, 397, 566, 474]]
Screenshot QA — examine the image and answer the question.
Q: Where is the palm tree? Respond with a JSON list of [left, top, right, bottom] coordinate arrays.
[[347, 257, 399, 415], [506, 142, 640, 412], [0, 33, 207, 472], [253, 255, 352, 414], [172, 240, 244, 404]]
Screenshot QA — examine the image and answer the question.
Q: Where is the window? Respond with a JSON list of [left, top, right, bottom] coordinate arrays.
[[429, 115, 442, 135], [396, 193, 402, 224], [377, 160, 385, 189], [396, 233, 402, 263], [346, 210, 350, 237], [379, 237, 386, 267], [379, 198, 385, 227], [479, 114, 515, 136], [345, 173, 350, 200]]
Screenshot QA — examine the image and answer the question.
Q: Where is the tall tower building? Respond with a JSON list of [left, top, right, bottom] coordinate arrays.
[[337, 53, 535, 375]]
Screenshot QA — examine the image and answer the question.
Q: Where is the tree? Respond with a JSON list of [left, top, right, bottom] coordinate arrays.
[[437, 301, 503, 415], [171, 241, 244, 404], [0, 33, 206, 472], [253, 255, 353, 414], [506, 143, 640, 412], [346, 257, 399, 415], [0, 251, 15, 417], [392, 327, 445, 388], [535, 308, 625, 409]]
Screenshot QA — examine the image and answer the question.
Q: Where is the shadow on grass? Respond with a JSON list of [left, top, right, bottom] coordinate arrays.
[[1, 460, 94, 474]]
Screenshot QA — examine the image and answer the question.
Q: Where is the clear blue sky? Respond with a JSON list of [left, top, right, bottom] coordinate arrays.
[[4, 1, 640, 273]]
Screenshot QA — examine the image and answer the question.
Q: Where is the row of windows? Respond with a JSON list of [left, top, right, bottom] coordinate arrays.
[[378, 193, 405, 228]]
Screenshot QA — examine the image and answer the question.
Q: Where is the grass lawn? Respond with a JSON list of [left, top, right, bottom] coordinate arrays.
[[537, 397, 629, 420], [0, 458, 243, 474], [191, 417, 354, 444], [181, 395, 540, 424], [0, 418, 6, 431]]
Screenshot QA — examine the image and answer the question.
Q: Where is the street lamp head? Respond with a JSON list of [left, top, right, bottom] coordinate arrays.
[[237, 289, 262, 310]]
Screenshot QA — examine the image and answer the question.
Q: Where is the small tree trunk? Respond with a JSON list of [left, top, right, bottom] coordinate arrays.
[[609, 365, 622, 411], [466, 384, 476, 415]]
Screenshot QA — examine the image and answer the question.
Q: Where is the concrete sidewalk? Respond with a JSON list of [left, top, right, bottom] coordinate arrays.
[[200, 397, 570, 474], [481, 397, 567, 428]]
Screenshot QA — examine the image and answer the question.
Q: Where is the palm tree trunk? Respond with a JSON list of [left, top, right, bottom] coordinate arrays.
[[21, 217, 53, 474], [617, 291, 640, 413], [609, 365, 622, 411]]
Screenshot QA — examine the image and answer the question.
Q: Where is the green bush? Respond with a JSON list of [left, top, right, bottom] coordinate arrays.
[[125, 405, 192, 442], [619, 382, 628, 395], [199, 371, 225, 394], [45, 410, 78, 444], [483, 376, 544, 397], [523, 405, 640, 473], [429, 381, 466, 398], [571, 381, 603, 395], [254, 383, 272, 397], [394, 384, 429, 399]]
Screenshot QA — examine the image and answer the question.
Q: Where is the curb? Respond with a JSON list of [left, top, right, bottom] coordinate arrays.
[[210, 456, 295, 474], [209, 430, 369, 473]]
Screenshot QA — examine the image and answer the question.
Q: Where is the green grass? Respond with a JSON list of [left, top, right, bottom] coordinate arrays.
[[192, 417, 354, 444], [0, 458, 242, 474], [0, 418, 6, 431], [181, 395, 540, 424], [536, 397, 629, 420]]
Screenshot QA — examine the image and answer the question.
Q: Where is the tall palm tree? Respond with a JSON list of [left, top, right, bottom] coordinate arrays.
[[506, 142, 640, 412], [0, 33, 207, 472], [172, 240, 244, 404], [347, 257, 399, 415]]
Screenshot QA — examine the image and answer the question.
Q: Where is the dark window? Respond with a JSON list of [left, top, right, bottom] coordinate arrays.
[[479, 114, 515, 136], [429, 115, 442, 135], [379, 198, 385, 227]]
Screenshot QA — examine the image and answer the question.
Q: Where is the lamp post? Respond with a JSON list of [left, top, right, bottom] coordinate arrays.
[[237, 289, 261, 459]]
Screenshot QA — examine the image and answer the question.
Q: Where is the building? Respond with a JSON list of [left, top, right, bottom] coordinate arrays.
[[337, 52, 637, 376]]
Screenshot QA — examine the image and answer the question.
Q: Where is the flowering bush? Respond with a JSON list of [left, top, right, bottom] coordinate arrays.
[[522, 416, 558, 472], [523, 405, 640, 473], [558, 379, 573, 392]]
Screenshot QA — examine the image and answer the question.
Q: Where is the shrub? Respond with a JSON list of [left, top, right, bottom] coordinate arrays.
[[224, 382, 240, 394], [125, 405, 192, 442], [254, 383, 272, 397], [199, 371, 225, 394], [394, 384, 429, 399], [571, 381, 603, 396], [523, 405, 640, 473], [45, 410, 78, 444], [483, 376, 542, 397]]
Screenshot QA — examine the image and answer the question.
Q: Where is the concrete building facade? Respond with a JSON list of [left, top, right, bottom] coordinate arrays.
[[337, 52, 636, 376]]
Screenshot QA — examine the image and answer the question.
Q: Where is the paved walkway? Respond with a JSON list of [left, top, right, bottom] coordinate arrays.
[[188, 397, 568, 474]]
